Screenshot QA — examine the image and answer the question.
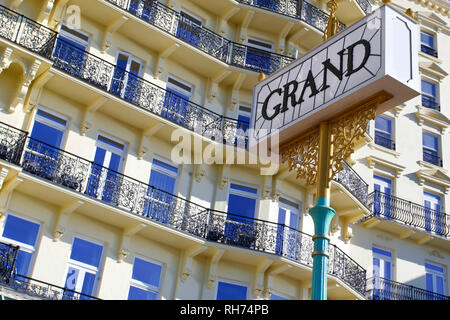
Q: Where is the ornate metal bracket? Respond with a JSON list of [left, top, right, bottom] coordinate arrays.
[[280, 92, 391, 186]]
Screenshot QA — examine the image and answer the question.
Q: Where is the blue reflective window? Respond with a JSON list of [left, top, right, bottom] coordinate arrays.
[[270, 294, 289, 300], [420, 32, 435, 49], [422, 80, 437, 98], [423, 132, 439, 151], [230, 183, 257, 195], [70, 238, 103, 268], [217, 281, 247, 300], [131, 258, 162, 288], [2, 215, 39, 247], [128, 286, 158, 300], [372, 247, 392, 258]]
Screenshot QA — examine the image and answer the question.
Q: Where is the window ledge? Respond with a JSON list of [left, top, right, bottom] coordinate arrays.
[[419, 51, 442, 65], [368, 142, 400, 158], [415, 105, 450, 134]]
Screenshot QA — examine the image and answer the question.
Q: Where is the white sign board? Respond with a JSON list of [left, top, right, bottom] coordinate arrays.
[[250, 4, 420, 149]]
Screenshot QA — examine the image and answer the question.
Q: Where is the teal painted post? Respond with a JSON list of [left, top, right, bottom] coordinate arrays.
[[309, 197, 336, 300]]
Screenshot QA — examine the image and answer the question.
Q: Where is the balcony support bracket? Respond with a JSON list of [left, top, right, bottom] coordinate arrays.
[[253, 258, 273, 300], [180, 244, 207, 282], [53, 199, 84, 241], [118, 223, 147, 263], [81, 96, 108, 136], [102, 15, 129, 53], [138, 122, 164, 160], [0, 174, 24, 217], [155, 43, 180, 79], [206, 248, 224, 289]]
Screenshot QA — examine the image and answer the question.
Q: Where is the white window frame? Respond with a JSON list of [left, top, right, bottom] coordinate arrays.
[[30, 106, 69, 147], [179, 9, 204, 27], [150, 156, 179, 187], [58, 23, 91, 48], [421, 77, 439, 105], [278, 196, 301, 230], [372, 245, 394, 280], [114, 51, 144, 77], [167, 75, 193, 100], [420, 30, 436, 53], [63, 235, 104, 297], [425, 261, 447, 295], [422, 131, 441, 163], [374, 115, 394, 147], [0, 212, 42, 277], [93, 133, 127, 172], [246, 37, 273, 53], [128, 255, 165, 300], [215, 278, 249, 300]]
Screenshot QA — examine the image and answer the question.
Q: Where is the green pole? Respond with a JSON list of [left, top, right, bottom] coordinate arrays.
[[309, 197, 336, 300]]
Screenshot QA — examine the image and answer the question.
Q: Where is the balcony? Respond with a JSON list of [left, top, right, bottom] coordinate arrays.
[[364, 190, 449, 239], [0, 9, 252, 150], [236, 0, 346, 32], [366, 276, 449, 300], [0, 122, 367, 297], [1, 274, 100, 300], [0, 241, 19, 283], [102, 0, 295, 75], [421, 95, 441, 112], [333, 161, 369, 207]]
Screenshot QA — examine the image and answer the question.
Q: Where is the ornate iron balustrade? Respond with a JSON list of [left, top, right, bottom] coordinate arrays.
[[238, 0, 346, 32], [105, 0, 294, 74], [0, 121, 28, 165], [365, 191, 449, 237], [47, 38, 247, 148], [374, 132, 396, 150], [0, 127, 367, 295], [207, 210, 366, 295], [0, 241, 19, 283], [1, 274, 100, 300], [366, 276, 450, 300], [0, 4, 57, 59], [333, 161, 369, 207]]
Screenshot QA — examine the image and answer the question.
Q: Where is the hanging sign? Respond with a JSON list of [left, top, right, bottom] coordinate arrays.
[[250, 4, 420, 149]]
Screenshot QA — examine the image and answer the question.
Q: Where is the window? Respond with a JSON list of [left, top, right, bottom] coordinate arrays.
[[22, 108, 68, 179], [53, 24, 90, 74], [224, 183, 258, 247], [421, 79, 439, 111], [177, 10, 203, 47], [236, 105, 251, 147], [216, 280, 248, 300], [0, 214, 40, 278], [374, 116, 395, 150], [270, 293, 290, 300], [128, 256, 163, 300], [143, 158, 178, 223], [246, 38, 273, 72], [163, 76, 193, 126], [420, 31, 437, 58], [64, 237, 103, 299], [423, 192, 444, 235], [422, 132, 441, 166], [373, 175, 393, 219], [425, 262, 446, 297], [110, 52, 143, 104], [276, 197, 301, 259], [86, 135, 126, 204], [372, 246, 394, 300]]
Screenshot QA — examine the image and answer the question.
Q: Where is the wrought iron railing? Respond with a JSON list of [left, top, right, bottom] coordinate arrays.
[[1, 273, 100, 300], [238, 0, 347, 32], [0, 121, 28, 165], [333, 161, 369, 207], [0, 123, 367, 295], [374, 132, 396, 150], [421, 95, 440, 112], [366, 276, 450, 300], [0, 241, 19, 283], [423, 149, 443, 167], [105, 0, 295, 74], [365, 190, 449, 237], [0, 5, 57, 59], [421, 44, 438, 58]]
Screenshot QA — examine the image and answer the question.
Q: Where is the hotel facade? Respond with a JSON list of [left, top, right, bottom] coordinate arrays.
[[0, 0, 448, 300]]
